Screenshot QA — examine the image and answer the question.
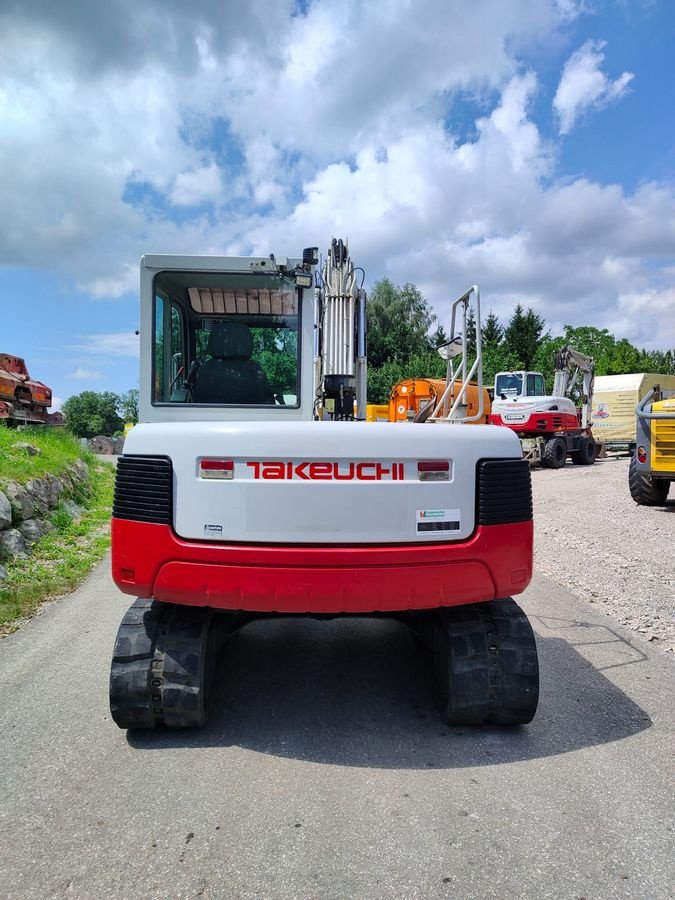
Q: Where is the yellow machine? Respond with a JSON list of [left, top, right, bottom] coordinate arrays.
[[388, 377, 491, 424], [629, 385, 675, 506]]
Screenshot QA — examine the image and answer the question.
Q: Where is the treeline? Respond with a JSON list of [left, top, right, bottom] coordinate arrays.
[[62, 389, 138, 438], [366, 279, 675, 404]]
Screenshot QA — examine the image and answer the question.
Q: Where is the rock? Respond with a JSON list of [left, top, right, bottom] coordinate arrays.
[[44, 473, 63, 509], [89, 436, 114, 455], [57, 471, 74, 495], [14, 442, 41, 456], [69, 458, 89, 483], [18, 518, 49, 546], [0, 528, 29, 561], [2, 481, 34, 523], [0, 563, 6, 581], [62, 499, 84, 521], [0, 490, 11, 530], [26, 478, 50, 516]]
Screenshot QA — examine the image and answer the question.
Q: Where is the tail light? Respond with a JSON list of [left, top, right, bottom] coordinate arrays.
[[200, 459, 234, 480], [417, 460, 450, 481], [637, 446, 647, 463]]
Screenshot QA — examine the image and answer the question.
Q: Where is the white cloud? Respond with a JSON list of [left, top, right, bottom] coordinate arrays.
[[73, 333, 140, 357], [553, 39, 634, 134], [614, 288, 675, 349], [0, 1, 673, 354], [169, 162, 224, 207], [50, 395, 64, 412], [68, 367, 105, 380]]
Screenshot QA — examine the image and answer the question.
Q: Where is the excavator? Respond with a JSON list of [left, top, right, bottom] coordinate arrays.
[[109, 242, 539, 730], [0, 354, 59, 425], [489, 347, 597, 467]]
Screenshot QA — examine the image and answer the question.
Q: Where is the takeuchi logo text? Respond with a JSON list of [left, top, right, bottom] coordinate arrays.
[[246, 461, 406, 481]]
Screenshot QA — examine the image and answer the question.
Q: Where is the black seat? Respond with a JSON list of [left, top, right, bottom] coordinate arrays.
[[191, 322, 275, 404]]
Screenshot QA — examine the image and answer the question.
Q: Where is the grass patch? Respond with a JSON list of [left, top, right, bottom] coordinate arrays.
[[0, 462, 115, 631], [0, 424, 95, 484]]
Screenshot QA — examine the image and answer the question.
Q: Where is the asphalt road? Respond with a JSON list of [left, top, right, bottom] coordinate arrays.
[[0, 563, 673, 900]]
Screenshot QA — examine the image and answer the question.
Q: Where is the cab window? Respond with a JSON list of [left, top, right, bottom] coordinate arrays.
[[152, 272, 300, 407], [526, 374, 545, 396]]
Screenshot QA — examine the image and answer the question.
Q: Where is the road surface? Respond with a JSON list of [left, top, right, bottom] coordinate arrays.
[[0, 562, 673, 899]]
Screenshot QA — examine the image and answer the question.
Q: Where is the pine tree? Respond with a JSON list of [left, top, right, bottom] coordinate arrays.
[[503, 305, 546, 369]]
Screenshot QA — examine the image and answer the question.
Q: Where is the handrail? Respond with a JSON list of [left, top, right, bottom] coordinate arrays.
[[635, 387, 675, 421], [429, 285, 484, 424]]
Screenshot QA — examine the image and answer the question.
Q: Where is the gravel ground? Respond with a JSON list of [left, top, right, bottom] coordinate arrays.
[[532, 455, 675, 653]]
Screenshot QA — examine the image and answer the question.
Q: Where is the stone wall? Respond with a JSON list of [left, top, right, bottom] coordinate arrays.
[[0, 457, 91, 581]]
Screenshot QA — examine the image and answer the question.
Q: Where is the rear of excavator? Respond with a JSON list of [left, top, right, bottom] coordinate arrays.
[[108, 245, 539, 730]]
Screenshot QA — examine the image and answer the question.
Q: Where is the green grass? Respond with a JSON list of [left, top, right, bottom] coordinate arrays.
[[0, 462, 115, 630], [0, 425, 96, 484]]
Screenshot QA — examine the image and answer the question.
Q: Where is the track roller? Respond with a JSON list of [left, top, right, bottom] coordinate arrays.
[[414, 598, 539, 725], [109, 598, 222, 730]]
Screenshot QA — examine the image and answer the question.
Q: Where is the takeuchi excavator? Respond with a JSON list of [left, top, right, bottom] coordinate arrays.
[[109, 242, 539, 730], [489, 347, 597, 468]]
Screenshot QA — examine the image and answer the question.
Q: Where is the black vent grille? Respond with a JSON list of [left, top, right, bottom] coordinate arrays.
[[113, 456, 173, 524], [477, 459, 532, 526]]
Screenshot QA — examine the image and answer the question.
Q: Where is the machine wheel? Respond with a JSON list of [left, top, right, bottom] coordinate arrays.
[[572, 435, 596, 466], [431, 598, 539, 726], [110, 598, 219, 729], [628, 456, 670, 506], [542, 437, 567, 469]]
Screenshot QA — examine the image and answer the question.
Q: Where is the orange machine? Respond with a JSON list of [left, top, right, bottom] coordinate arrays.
[[0, 353, 58, 425], [389, 377, 491, 424]]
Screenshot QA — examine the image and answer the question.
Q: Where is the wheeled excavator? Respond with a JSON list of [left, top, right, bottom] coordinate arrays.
[[109, 241, 539, 729], [489, 347, 597, 467]]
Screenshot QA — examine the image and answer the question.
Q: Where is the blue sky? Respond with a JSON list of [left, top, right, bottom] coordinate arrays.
[[1, 0, 674, 409]]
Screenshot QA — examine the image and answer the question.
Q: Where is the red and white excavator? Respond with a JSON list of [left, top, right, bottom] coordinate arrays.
[[109, 241, 539, 729], [489, 347, 597, 468]]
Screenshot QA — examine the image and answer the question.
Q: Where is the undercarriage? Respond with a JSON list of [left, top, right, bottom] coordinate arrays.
[[110, 597, 539, 729]]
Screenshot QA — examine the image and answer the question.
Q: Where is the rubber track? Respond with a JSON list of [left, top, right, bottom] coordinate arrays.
[[110, 598, 215, 729], [433, 598, 539, 725]]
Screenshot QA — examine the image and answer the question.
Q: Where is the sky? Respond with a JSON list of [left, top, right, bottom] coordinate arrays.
[[1, 0, 674, 410]]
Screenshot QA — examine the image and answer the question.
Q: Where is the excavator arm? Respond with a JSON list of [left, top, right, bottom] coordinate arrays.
[[552, 346, 595, 429]]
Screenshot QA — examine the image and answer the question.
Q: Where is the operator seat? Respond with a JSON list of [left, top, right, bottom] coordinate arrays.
[[191, 321, 275, 404]]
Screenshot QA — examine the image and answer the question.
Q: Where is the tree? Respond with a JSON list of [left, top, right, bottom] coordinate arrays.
[[482, 311, 503, 348], [119, 389, 139, 424], [503, 305, 546, 369], [63, 391, 124, 438], [252, 327, 298, 395], [366, 279, 437, 369], [465, 308, 477, 358], [367, 351, 447, 405]]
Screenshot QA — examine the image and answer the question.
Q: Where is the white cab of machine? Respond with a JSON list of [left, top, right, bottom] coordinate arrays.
[[491, 370, 576, 422], [132, 251, 522, 545]]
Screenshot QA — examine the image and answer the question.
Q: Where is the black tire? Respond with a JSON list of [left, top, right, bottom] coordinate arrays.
[[542, 437, 566, 469], [432, 599, 539, 726], [110, 599, 217, 729], [572, 435, 596, 466], [628, 455, 670, 506]]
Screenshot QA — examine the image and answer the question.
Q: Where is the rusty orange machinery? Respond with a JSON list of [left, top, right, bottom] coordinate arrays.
[[0, 353, 57, 425], [388, 377, 491, 424]]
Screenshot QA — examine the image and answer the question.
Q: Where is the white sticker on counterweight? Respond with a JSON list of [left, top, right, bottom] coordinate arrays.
[[416, 508, 461, 534]]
